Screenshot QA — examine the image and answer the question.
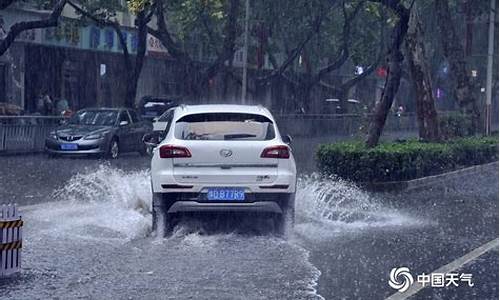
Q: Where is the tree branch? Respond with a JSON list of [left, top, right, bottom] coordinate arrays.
[[133, 8, 153, 80], [67, 1, 131, 69], [203, 0, 240, 80], [150, 0, 191, 63], [311, 0, 365, 85], [0, 0, 67, 56], [0, 0, 15, 10], [368, 0, 409, 16], [340, 8, 386, 90], [197, 5, 220, 56], [260, 13, 324, 82]]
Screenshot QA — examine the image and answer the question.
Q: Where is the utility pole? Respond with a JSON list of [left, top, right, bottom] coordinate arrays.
[[485, 0, 495, 135], [241, 0, 250, 104]]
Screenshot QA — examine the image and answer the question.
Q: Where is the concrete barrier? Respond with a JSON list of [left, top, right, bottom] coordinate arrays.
[[0, 204, 23, 277]]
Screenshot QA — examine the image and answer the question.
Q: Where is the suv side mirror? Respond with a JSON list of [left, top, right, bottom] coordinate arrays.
[[120, 120, 129, 126], [142, 132, 160, 147], [282, 134, 293, 145]]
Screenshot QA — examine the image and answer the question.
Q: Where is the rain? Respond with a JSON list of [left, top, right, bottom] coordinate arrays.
[[0, 0, 498, 299]]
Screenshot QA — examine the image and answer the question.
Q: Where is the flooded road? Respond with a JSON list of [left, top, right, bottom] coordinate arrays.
[[0, 156, 497, 299]]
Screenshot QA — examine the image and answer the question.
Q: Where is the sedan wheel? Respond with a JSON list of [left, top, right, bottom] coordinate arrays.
[[108, 139, 120, 159]]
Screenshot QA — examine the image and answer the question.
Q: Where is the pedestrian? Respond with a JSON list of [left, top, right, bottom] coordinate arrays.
[[43, 93, 54, 115], [36, 92, 46, 115], [56, 97, 69, 116], [397, 105, 404, 117], [396, 105, 404, 130]]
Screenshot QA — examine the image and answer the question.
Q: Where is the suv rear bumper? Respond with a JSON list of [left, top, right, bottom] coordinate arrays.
[[167, 201, 282, 214], [154, 192, 293, 214]]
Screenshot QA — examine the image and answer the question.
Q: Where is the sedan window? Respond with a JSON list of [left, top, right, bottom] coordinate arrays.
[[68, 110, 118, 126]]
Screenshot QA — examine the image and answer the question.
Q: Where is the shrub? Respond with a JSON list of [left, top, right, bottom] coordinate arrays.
[[439, 113, 475, 139], [316, 136, 498, 183]]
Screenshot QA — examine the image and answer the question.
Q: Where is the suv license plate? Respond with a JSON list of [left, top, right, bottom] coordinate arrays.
[[207, 188, 245, 201]]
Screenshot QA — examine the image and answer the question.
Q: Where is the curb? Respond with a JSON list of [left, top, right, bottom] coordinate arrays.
[[362, 161, 499, 193]]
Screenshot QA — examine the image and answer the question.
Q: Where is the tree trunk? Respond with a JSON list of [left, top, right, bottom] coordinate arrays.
[[68, 1, 150, 109], [435, 0, 480, 132], [405, 5, 440, 141], [333, 88, 349, 114], [124, 11, 149, 108], [366, 12, 409, 148], [293, 79, 314, 113]]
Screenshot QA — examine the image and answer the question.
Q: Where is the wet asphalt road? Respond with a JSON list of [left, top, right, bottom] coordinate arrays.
[[0, 154, 497, 300]]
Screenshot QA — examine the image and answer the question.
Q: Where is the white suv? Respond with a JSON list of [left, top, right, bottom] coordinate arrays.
[[148, 104, 296, 236]]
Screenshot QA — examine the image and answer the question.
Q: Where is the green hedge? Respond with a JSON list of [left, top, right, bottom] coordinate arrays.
[[316, 136, 498, 183], [439, 113, 475, 139]]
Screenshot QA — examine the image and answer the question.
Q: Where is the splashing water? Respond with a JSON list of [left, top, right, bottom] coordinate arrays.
[[53, 164, 151, 214], [294, 174, 422, 240], [17, 165, 424, 300], [26, 164, 152, 242], [31, 165, 420, 242], [296, 174, 376, 222]]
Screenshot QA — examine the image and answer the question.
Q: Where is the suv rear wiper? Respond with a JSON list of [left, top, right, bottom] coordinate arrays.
[[224, 134, 257, 140]]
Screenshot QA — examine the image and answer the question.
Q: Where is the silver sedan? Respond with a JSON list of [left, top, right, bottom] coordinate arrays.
[[45, 108, 152, 158]]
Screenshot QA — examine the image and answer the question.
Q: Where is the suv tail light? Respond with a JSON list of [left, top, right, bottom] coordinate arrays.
[[159, 145, 192, 158], [261, 145, 290, 159]]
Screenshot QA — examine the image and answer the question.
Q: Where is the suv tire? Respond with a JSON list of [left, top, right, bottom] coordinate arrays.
[[274, 193, 295, 236], [152, 193, 177, 237]]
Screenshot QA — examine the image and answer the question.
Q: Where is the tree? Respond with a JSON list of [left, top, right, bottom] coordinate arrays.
[[67, 0, 154, 108], [0, 0, 68, 57], [405, 3, 439, 141], [320, 2, 386, 113], [365, 0, 410, 148], [145, 0, 241, 100], [434, 0, 480, 132], [257, 0, 384, 113]]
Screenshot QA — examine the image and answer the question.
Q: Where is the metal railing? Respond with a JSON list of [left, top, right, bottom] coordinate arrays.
[[0, 114, 418, 153], [0, 116, 64, 153], [1, 112, 493, 153], [275, 113, 418, 137]]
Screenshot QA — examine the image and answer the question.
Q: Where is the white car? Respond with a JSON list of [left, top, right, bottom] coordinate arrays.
[[148, 104, 296, 236]]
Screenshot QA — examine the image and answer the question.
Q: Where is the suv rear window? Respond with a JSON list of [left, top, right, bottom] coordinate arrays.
[[174, 113, 275, 141]]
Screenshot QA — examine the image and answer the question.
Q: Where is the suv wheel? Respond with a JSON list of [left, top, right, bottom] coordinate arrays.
[[274, 193, 295, 237], [152, 193, 177, 237]]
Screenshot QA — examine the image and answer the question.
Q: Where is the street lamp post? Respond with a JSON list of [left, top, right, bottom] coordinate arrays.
[[241, 0, 250, 104], [485, 0, 495, 135]]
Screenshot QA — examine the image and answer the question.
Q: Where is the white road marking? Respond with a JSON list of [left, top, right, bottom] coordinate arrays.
[[386, 238, 499, 300]]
